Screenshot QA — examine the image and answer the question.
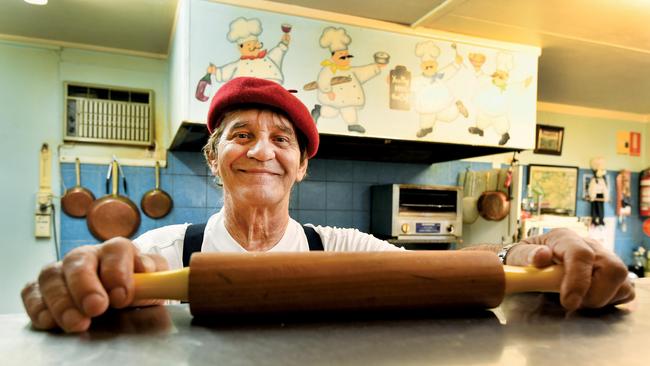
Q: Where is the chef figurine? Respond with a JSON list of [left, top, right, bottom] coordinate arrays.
[[310, 27, 386, 134], [199, 17, 290, 100], [588, 157, 610, 226], [468, 52, 532, 145], [411, 41, 468, 138]]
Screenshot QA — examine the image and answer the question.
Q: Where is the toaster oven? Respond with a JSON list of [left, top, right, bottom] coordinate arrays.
[[371, 184, 462, 243]]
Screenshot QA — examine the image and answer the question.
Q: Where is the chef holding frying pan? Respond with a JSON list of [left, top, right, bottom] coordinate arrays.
[[21, 77, 634, 333]]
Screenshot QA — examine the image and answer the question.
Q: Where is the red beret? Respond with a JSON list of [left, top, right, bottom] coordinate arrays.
[[206, 77, 319, 158]]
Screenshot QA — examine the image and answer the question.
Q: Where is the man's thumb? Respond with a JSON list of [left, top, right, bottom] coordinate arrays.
[[505, 244, 553, 267]]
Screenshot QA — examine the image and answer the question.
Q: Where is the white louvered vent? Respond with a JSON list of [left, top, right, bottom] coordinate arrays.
[[64, 82, 154, 146]]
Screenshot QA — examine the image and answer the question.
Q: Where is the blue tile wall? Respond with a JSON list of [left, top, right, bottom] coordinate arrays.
[[59, 152, 643, 265], [60, 152, 487, 256]]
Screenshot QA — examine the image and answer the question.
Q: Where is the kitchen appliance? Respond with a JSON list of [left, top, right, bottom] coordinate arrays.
[[371, 184, 462, 244]]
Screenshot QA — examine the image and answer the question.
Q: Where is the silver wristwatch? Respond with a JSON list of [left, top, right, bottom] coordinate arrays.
[[497, 243, 519, 265]]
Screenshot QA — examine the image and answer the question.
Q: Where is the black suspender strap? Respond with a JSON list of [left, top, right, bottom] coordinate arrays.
[[182, 223, 207, 267], [303, 225, 324, 251], [182, 222, 323, 266]]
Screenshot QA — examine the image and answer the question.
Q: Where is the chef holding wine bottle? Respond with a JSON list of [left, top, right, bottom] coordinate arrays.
[[195, 17, 291, 101]]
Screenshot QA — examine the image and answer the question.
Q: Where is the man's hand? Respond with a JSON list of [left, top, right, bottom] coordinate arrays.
[[21, 237, 169, 333], [506, 228, 635, 310]]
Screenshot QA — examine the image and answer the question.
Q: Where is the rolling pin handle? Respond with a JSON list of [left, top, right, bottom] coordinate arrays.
[[133, 267, 190, 302], [503, 265, 564, 295]]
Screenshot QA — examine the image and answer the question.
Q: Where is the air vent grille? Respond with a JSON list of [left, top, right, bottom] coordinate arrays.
[[64, 82, 154, 146]]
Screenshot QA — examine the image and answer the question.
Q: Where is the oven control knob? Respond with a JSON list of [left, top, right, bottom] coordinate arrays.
[[401, 223, 409, 234], [447, 225, 455, 233]]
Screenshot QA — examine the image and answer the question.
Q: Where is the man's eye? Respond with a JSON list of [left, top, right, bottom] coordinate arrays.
[[275, 136, 290, 143], [235, 133, 249, 139]]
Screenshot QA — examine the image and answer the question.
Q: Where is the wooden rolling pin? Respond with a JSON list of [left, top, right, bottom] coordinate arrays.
[[133, 251, 564, 317]]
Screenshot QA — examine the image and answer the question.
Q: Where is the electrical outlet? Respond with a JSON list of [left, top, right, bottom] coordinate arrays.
[[35, 212, 51, 238], [35, 193, 52, 238]]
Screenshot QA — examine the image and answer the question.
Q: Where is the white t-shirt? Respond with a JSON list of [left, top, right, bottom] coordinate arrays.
[[133, 209, 402, 269]]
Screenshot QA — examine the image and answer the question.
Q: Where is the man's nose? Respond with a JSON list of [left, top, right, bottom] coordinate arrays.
[[246, 137, 275, 161]]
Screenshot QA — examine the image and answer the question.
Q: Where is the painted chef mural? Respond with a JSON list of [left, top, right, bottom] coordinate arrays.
[[305, 27, 389, 134], [410, 41, 469, 138], [188, 2, 538, 149], [466, 52, 533, 146], [195, 17, 292, 102]]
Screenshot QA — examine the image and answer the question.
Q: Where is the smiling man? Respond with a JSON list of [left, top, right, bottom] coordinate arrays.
[[21, 77, 634, 333]]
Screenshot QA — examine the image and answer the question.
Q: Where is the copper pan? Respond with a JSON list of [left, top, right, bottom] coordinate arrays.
[[477, 169, 511, 221], [61, 158, 96, 218], [140, 161, 173, 219], [86, 160, 140, 241]]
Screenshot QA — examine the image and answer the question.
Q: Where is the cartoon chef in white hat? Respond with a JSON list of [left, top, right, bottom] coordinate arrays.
[[410, 41, 468, 138], [468, 52, 532, 145], [198, 17, 291, 100], [310, 27, 386, 134], [469, 52, 533, 145]]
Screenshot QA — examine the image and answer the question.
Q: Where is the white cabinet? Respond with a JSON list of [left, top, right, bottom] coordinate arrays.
[[170, 0, 540, 152]]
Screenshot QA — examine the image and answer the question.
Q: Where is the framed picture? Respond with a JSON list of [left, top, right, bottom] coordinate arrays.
[[528, 164, 579, 216], [534, 125, 564, 155]]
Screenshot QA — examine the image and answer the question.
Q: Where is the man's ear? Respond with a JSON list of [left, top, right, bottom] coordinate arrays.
[[208, 154, 220, 177], [296, 158, 309, 183]]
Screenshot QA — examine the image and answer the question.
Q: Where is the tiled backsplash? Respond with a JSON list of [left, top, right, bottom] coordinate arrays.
[[59, 151, 491, 255], [60, 151, 644, 264]]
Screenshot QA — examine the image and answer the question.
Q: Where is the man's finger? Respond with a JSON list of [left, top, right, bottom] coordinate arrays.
[[610, 280, 636, 306], [552, 240, 595, 311], [62, 246, 109, 318], [38, 263, 91, 333], [580, 252, 629, 308], [21, 282, 56, 330], [503, 244, 553, 267], [132, 253, 171, 307], [99, 238, 138, 309]]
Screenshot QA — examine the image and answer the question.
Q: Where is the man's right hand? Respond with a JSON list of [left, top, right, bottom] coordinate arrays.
[[21, 237, 169, 333]]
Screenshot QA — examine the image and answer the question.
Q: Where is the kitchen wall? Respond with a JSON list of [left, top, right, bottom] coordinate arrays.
[[0, 41, 168, 314]]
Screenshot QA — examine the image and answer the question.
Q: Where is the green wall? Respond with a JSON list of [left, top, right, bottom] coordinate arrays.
[[0, 41, 168, 314], [521, 110, 648, 170], [0, 43, 61, 314]]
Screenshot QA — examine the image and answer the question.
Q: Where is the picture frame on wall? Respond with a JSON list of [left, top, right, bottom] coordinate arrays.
[[534, 125, 564, 155], [528, 164, 579, 216]]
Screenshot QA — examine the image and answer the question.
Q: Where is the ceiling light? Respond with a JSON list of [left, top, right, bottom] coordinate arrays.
[[24, 0, 48, 5]]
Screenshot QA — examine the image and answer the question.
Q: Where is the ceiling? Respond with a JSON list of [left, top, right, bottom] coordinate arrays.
[[2, 0, 649, 115]]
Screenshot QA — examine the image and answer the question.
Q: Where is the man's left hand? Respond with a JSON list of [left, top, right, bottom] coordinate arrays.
[[505, 228, 635, 310]]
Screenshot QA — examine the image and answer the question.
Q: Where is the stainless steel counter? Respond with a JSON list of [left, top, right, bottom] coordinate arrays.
[[2, 279, 649, 366]]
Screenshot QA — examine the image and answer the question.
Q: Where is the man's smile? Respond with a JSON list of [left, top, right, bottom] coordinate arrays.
[[237, 168, 281, 175]]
